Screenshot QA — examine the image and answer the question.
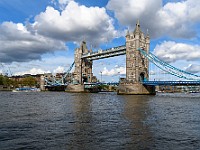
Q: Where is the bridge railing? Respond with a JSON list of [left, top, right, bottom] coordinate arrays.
[[142, 80, 200, 86]]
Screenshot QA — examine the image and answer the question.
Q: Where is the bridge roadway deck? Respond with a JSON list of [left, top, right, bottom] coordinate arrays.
[[81, 45, 126, 60], [85, 81, 200, 86], [142, 81, 200, 86], [44, 81, 200, 88]]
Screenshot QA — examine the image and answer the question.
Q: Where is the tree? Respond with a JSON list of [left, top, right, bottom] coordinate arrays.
[[21, 77, 37, 86], [0, 75, 4, 85], [0, 75, 11, 86]]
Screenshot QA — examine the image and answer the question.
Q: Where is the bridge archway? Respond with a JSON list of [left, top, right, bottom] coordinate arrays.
[[139, 72, 145, 82], [83, 76, 88, 83]]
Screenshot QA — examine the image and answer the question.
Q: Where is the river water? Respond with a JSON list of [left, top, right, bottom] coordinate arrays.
[[0, 91, 200, 150]]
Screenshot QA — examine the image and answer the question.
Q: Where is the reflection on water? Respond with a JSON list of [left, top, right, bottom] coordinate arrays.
[[123, 95, 154, 149], [0, 92, 200, 149]]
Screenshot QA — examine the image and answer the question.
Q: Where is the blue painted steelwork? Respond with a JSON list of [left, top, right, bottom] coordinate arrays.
[[44, 62, 74, 86], [142, 81, 200, 86], [55, 62, 75, 84], [84, 81, 200, 87], [138, 48, 200, 81], [82, 45, 126, 60]]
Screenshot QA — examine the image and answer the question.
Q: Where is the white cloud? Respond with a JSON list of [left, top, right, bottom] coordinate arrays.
[[116, 66, 126, 75], [153, 41, 200, 63], [107, 0, 161, 24], [33, 1, 117, 45], [58, 0, 73, 5], [0, 50, 72, 75], [156, 0, 200, 38], [14, 68, 50, 76], [58, 0, 74, 10], [101, 66, 126, 76], [107, 0, 200, 38], [185, 64, 200, 73], [7, 54, 74, 76], [101, 67, 116, 76], [150, 70, 156, 75], [0, 1, 117, 64], [0, 21, 66, 63], [51, 0, 74, 10], [107, 0, 162, 38], [53, 66, 65, 73]]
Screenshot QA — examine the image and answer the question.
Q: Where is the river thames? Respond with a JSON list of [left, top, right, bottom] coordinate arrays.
[[0, 91, 200, 149]]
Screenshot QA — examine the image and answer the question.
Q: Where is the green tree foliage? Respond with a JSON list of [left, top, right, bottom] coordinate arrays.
[[0, 75, 12, 86], [0, 75, 37, 87], [0, 75, 4, 85], [21, 77, 37, 86]]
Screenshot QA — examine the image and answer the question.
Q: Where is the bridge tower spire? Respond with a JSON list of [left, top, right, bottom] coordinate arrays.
[[118, 20, 155, 94]]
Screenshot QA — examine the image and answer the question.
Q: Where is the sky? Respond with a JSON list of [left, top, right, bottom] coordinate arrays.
[[0, 0, 200, 82]]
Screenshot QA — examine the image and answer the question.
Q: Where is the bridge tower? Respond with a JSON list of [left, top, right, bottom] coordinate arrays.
[[118, 20, 155, 94], [73, 41, 93, 84], [66, 41, 94, 92], [126, 20, 149, 82]]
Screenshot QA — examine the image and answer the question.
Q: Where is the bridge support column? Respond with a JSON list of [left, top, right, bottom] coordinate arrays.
[[40, 75, 45, 91], [65, 84, 85, 93], [117, 82, 155, 95]]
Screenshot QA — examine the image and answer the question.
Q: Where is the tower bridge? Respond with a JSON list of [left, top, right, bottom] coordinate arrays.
[[43, 20, 200, 94]]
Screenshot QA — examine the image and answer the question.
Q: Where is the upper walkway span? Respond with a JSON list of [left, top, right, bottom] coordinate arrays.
[[81, 45, 126, 60]]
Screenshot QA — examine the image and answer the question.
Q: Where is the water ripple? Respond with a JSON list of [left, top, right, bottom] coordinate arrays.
[[0, 92, 200, 149]]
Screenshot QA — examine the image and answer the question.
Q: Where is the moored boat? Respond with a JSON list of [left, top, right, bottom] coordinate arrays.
[[12, 87, 40, 92]]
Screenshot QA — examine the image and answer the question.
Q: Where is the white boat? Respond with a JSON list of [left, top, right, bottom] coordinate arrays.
[[12, 87, 40, 92]]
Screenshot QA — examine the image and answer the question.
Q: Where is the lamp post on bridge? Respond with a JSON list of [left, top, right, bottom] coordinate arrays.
[[118, 72, 120, 82], [100, 71, 102, 83]]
